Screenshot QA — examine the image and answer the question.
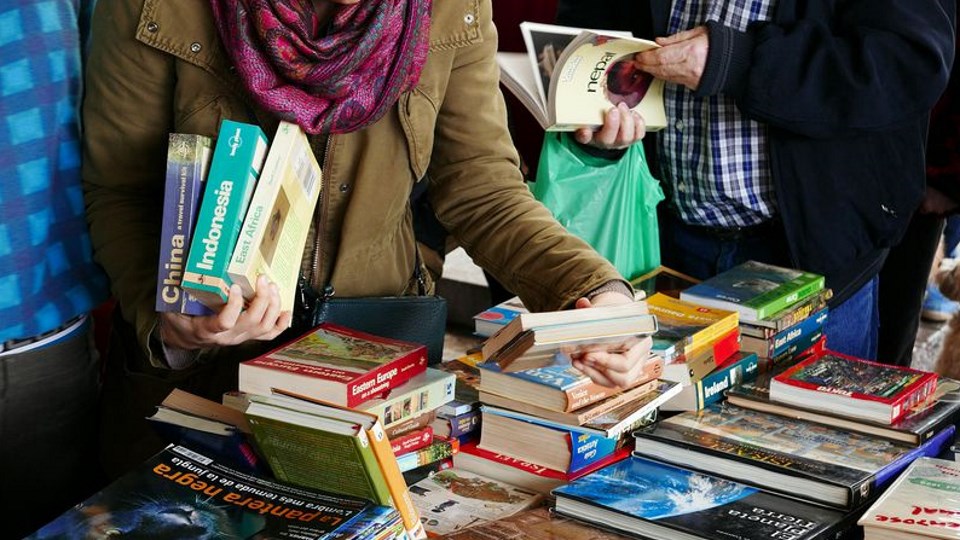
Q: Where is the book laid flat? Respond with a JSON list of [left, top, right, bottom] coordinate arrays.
[[477, 354, 664, 413], [454, 442, 630, 496], [182, 119, 269, 307], [431, 409, 481, 441], [156, 133, 213, 316], [770, 351, 939, 424], [244, 392, 427, 540], [661, 327, 741, 385], [227, 120, 322, 312], [496, 22, 665, 131], [26, 445, 377, 540], [553, 455, 848, 540], [481, 300, 650, 361], [480, 379, 679, 438], [407, 468, 543, 537], [647, 293, 739, 362], [492, 313, 659, 373], [439, 506, 630, 540], [679, 260, 825, 322], [661, 351, 761, 412], [473, 296, 527, 338], [239, 322, 428, 408], [327, 505, 404, 540], [857, 457, 960, 539], [396, 437, 461, 473], [355, 367, 455, 430], [728, 369, 960, 446], [633, 403, 957, 509], [740, 307, 828, 359], [740, 288, 833, 336], [437, 356, 481, 416]]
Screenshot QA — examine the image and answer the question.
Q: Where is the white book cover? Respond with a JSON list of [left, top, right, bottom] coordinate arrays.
[[858, 457, 960, 538]]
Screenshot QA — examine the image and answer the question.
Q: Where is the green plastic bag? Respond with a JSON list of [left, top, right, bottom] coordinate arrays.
[[531, 132, 664, 281]]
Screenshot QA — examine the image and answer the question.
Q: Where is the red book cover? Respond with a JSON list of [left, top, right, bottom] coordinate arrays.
[[239, 323, 428, 407], [456, 442, 630, 482], [771, 349, 938, 423], [392, 427, 435, 457], [708, 327, 742, 368]]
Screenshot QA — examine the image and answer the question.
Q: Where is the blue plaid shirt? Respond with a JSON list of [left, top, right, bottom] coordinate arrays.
[[0, 0, 108, 343], [659, 0, 778, 227]]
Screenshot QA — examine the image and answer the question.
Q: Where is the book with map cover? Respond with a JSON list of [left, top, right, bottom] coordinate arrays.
[[858, 457, 960, 539], [680, 261, 825, 322], [553, 455, 849, 540], [771, 351, 939, 424], [633, 403, 956, 509]]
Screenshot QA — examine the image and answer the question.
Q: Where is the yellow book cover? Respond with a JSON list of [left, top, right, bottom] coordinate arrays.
[[648, 293, 739, 358], [227, 121, 322, 311]]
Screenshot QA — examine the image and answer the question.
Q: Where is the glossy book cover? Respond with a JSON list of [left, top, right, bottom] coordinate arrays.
[[554, 456, 845, 539], [858, 457, 960, 538]]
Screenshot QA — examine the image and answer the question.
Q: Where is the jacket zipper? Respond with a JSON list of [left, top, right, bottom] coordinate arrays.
[[310, 135, 334, 298]]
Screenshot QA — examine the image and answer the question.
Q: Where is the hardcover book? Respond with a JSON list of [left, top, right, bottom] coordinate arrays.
[[728, 369, 960, 446], [770, 351, 939, 424], [497, 22, 665, 131], [553, 455, 848, 540], [356, 367, 455, 430], [182, 119, 268, 307], [857, 457, 960, 539], [740, 307, 828, 359], [662, 351, 762, 412], [679, 260, 825, 322], [647, 293, 739, 362], [633, 402, 956, 508], [155, 133, 213, 316], [27, 445, 373, 540], [438, 506, 631, 540], [244, 392, 427, 539], [239, 322, 428, 408], [480, 379, 677, 438], [407, 469, 543, 536], [227, 121, 322, 312], [477, 354, 664, 413]]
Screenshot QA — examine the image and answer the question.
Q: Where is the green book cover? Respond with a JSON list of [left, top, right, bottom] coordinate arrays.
[[680, 261, 825, 321], [182, 119, 268, 307], [245, 404, 392, 505]]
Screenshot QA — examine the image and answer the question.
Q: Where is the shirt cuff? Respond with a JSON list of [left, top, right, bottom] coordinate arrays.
[[586, 280, 636, 303]]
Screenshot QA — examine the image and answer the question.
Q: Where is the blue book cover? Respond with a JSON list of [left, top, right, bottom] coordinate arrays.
[[553, 456, 846, 540], [766, 308, 827, 358]]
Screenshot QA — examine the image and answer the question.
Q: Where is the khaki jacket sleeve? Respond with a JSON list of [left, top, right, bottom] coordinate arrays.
[[426, 0, 627, 312], [83, 0, 171, 366]]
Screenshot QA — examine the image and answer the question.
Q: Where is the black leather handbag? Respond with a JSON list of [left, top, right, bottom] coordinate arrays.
[[294, 264, 447, 365]]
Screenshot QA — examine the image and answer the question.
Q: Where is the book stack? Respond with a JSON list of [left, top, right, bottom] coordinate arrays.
[[157, 119, 322, 312], [679, 260, 830, 366], [27, 445, 401, 540]]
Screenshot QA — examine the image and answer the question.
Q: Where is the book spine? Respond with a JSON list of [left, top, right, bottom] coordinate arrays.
[[567, 431, 620, 473], [391, 426, 435, 456], [696, 353, 761, 409], [346, 349, 429, 408], [743, 308, 827, 358], [752, 275, 826, 320], [890, 375, 941, 423], [367, 422, 429, 540], [764, 289, 831, 331], [362, 372, 456, 428], [182, 120, 268, 307], [155, 134, 212, 313], [444, 410, 481, 438], [385, 411, 436, 439], [396, 438, 459, 473]]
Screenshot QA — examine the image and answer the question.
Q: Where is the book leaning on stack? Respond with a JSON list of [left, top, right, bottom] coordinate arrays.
[[26, 445, 399, 540], [858, 457, 960, 539]]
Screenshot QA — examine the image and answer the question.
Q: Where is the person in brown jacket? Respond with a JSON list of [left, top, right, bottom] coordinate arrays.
[[83, 0, 650, 475]]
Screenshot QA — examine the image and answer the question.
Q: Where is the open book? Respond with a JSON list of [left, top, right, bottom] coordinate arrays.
[[497, 22, 666, 131]]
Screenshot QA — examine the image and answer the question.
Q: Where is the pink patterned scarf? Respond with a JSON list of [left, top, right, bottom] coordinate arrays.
[[209, 0, 432, 134]]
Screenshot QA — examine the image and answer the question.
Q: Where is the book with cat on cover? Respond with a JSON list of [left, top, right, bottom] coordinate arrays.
[[858, 457, 960, 539], [227, 121, 322, 312], [728, 366, 960, 446], [26, 445, 375, 540], [477, 354, 664, 413], [553, 455, 848, 540], [182, 119, 269, 307], [407, 469, 543, 537], [770, 351, 939, 424], [244, 391, 428, 540], [497, 22, 665, 131], [633, 402, 957, 509], [680, 260, 825, 322], [239, 322, 428, 408], [155, 133, 214, 316], [647, 293, 739, 362]]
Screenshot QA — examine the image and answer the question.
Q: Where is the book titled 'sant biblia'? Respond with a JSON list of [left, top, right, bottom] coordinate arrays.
[[496, 22, 666, 131]]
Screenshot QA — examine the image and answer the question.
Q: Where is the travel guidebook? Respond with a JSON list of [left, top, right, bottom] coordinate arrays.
[[858, 457, 960, 539], [633, 403, 956, 508], [496, 22, 666, 131], [27, 445, 377, 540], [646, 292, 739, 362], [553, 456, 848, 540], [770, 351, 939, 424], [680, 260, 825, 322]]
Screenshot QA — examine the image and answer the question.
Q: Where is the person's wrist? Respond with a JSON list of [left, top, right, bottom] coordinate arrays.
[[586, 280, 634, 302]]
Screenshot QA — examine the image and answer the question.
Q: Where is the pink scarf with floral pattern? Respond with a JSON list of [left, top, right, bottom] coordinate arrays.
[[209, 0, 431, 134]]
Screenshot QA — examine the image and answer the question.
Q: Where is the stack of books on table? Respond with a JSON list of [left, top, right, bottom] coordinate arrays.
[[857, 457, 960, 539], [680, 260, 831, 366], [26, 445, 407, 540]]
